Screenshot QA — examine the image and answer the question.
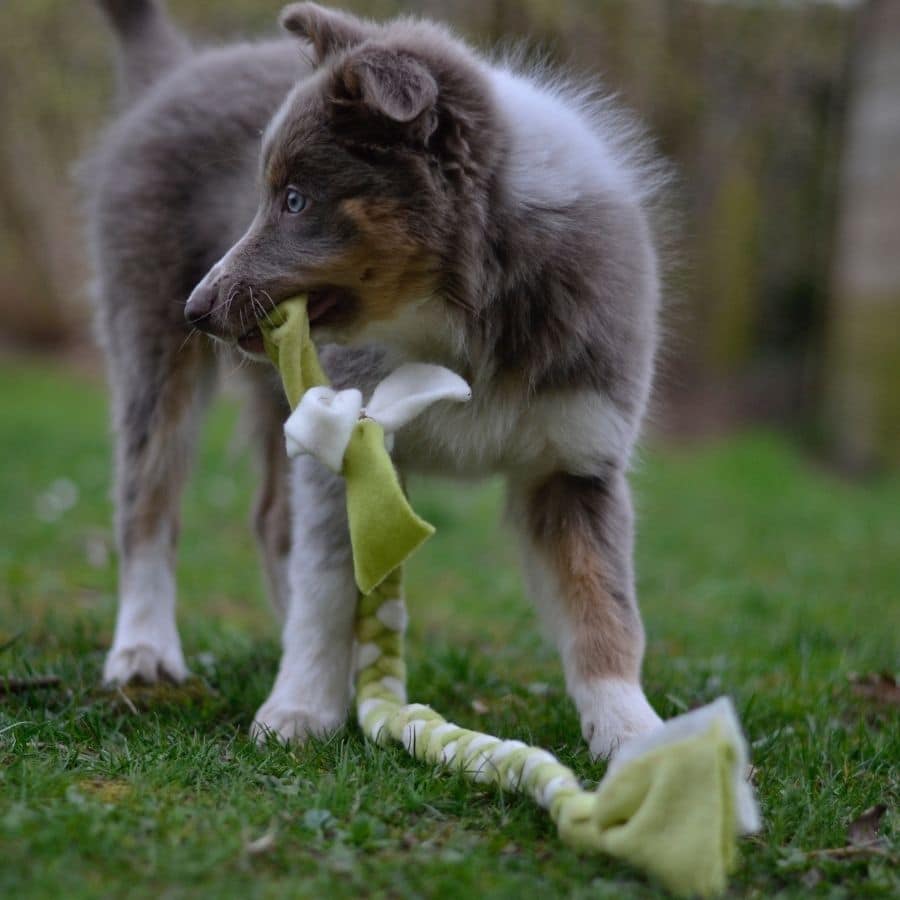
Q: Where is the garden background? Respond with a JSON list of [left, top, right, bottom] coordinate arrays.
[[1, 1, 897, 897]]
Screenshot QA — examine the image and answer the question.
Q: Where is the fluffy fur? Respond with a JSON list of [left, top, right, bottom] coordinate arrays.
[[87, 1, 668, 758]]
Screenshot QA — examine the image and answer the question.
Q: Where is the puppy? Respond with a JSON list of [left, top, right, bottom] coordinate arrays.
[[88, 1, 666, 758]]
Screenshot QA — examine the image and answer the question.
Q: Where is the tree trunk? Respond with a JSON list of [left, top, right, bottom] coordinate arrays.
[[825, 0, 900, 471]]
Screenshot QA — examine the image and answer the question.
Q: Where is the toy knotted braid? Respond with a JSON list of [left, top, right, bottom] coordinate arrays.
[[261, 297, 760, 898]]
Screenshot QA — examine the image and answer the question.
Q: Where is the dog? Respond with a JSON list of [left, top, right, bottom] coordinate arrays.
[[86, 1, 667, 759]]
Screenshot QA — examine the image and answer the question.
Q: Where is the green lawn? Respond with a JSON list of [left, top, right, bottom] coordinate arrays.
[[1, 360, 897, 898]]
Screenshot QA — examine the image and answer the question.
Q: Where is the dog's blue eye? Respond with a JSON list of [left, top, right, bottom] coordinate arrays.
[[284, 188, 307, 214]]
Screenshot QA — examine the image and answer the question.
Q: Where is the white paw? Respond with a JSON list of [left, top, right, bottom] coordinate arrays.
[[251, 696, 345, 745], [574, 679, 663, 760], [103, 641, 190, 685], [106, 535, 186, 686]]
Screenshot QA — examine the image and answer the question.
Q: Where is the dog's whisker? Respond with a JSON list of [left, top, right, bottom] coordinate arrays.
[[222, 351, 250, 381], [182, 304, 220, 326], [260, 290, 278, 310], [245, 287, 259, 330], [177, 327, 199, 355], [251, 294, 273, 326]]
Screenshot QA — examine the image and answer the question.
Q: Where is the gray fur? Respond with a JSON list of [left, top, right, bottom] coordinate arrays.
[[87, 2, 667, 752], [95, 0, 191, 104]]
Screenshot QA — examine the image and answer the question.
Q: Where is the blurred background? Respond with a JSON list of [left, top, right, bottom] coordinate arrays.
[[0, 0, 897, 472]]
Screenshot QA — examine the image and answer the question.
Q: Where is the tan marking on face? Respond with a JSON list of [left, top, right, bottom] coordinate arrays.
[[332, 197, 438, 325]]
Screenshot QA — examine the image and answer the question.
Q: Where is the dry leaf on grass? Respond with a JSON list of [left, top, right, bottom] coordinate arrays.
[[848, 672, 900, 706], [245, 830, 277, 855], [0, 674, 61, 694], [783, 805, 894, 865], [796, 804, 895, 863], [847, 804, 888, 847]]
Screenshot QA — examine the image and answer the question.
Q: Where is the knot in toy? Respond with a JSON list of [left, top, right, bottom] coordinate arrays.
[[261, 298, 470, 594]]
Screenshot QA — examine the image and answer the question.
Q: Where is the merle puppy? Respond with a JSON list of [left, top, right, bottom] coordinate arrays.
[[87, 1, 667, 758]]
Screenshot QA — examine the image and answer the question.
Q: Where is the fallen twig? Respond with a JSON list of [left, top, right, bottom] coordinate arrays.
[[804, 841, 895, 861], [116, 686, 138, 715], [0, 675, 62, 695]]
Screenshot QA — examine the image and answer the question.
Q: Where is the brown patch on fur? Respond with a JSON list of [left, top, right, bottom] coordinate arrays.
[[332, 196, 439, 322], [528, 472, 644, 682], [253, 449, 292, 559], [117, 340, 212, 555], [250, 378, 293, 562], [250, 376, 294, 618]]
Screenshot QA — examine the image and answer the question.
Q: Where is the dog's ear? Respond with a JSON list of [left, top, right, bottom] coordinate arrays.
[[333, 47, 438, 137], [280, 3, 371, 62]]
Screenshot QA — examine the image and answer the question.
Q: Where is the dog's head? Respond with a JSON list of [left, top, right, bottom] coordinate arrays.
[[185, 2, 496, 357]]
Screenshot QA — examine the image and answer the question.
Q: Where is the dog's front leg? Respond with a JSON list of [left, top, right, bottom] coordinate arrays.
[[512, 470, 662, 759], [251, 455, 357, 743]]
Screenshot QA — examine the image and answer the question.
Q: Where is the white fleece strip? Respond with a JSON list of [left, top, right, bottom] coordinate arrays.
[[283, 366, 471, 474], [430, 723, 459, 742], [379, 676, 406, 700], [355, 642, 382, 672], [521, 749, 559, 781], [376, 600, 408, 632], [541, 774, 578, 808], [357, 698, 383, 724], [486, 740, 528, 764], [402, 718, 428, 753], [283, 386, 362, 470], [364, 363, 472, 434], [466, 735, 500, 756]]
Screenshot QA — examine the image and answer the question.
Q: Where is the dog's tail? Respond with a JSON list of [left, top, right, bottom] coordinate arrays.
[[95, 1, 189, 104]]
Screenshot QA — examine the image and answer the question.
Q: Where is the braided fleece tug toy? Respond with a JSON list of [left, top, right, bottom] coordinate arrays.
[[261, 298, 760, 898]]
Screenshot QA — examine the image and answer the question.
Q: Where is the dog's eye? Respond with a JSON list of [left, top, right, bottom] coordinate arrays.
[[284, 188, 307, 215]]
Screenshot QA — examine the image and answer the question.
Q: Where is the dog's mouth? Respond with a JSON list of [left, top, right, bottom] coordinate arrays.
[[307, 287, 350, 324], [237, 326, 266, 355], [237, 286, 357, 354]]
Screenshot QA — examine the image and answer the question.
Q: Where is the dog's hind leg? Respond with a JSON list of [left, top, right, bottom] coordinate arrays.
[[248, 373, 293, 621], [102, 324, 215, 685], [510, 470, 662, 759]]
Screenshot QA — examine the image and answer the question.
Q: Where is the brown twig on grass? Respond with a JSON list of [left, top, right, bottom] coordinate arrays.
[[0, 675, 62, 694], [804, 841, 896, 862], [116, 686, 138, 715]]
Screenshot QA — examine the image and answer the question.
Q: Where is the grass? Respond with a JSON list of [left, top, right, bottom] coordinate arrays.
[[1, 359, 897, 899]]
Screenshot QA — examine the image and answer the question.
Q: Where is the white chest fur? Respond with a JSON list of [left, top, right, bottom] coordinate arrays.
[[393, 379, 636, 481]]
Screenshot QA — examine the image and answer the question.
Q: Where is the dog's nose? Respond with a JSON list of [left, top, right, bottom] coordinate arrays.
[[184, 278, 220, 330]]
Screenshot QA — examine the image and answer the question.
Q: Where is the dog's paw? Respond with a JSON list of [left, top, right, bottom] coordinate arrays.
[[574, 678, 663, 760], [251, 697, 345, 745], [103, 641, 190, 686]]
